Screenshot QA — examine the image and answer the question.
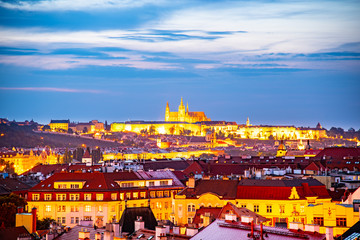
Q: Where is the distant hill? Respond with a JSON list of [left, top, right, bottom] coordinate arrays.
[[0, 124, 121, 148]]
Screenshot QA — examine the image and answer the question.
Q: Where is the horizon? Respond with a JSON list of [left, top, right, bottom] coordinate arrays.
[[0, 0, 359, 130]]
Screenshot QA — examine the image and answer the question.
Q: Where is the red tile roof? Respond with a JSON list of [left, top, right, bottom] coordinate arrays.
[[315, 147, 360, 159]]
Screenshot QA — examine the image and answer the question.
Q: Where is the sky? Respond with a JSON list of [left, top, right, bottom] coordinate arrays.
[[0, 0, 359, 130]]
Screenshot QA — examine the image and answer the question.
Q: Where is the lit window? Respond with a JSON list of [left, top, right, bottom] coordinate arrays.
[[98, 205, 103, 212], [70, 194, 79, 201], [111, 193, 117, 201], [160, 180, 168, 186], [111, 206, 115, 212], [314, 217, 324, 226], [150, 191, 156, 198], [84, 194, 91, 201], [279, 205, 285, 214], [336, 218, 346, 227], [56, 194, 66, 201], [85, 205, 91, 212], [140, 192, 146, 199], [126, 192, 131, 200], [44, 194, 52, 201], [164, 191, 169, 197], [71, 206, 79, 212], [96, 194, 104, 201], [187, 217, 192, 224], [157, 191, 163, 198], [188, 204, 195, 212], [70, 184, 79, 189], [254, 205, 259, 213], [121, 182, 134, 188], [45, 205, 51, 212], [133, 192, 138, 199], [32, 194, 40, 201], [165, 202, 169, 209], [58, 184, 66, 189], [120, 193, 124, 200], [57, 205, 66, 212], [149, 182, 155, 186]]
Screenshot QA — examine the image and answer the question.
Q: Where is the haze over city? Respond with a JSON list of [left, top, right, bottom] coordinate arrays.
[[0, 0, 359, 129]]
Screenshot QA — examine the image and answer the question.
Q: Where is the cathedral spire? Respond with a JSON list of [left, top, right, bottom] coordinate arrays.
[[180, 97, 184, 107], [186, 102, 189, 113], [166, 101, 169, 111], [246, 117, 250, 126]]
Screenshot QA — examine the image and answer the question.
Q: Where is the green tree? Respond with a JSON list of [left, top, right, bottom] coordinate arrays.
[[42, 125, 51, 131], [0, 193, 27, 227], [62, 148, 72, 163], [140, 128, 148, 136], [67, 128, 73, 134], [149, 125, 156, 135], [37, 217, 55, 230]]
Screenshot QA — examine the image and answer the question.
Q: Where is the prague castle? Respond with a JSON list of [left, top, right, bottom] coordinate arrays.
[[165, 98, 210, 123]]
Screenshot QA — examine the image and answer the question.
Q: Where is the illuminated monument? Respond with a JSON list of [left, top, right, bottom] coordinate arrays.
[[165, 98, 210, 123]]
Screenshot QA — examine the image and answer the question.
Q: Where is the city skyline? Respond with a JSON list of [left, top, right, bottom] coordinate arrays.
[[0, 0, 359, 129]]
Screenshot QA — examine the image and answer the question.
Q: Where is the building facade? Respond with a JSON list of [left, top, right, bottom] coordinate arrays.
[[165, 98, 211, 123]]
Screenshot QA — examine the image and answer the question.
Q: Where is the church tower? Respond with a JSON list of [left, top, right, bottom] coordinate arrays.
[[178, 97, 186, 122], [165, 102, 170, 121], [246, 117, 250, 126]]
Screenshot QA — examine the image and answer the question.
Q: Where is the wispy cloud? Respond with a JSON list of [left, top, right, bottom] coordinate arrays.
[[0, 0, 166, 11], [0, 87, 105, 94]]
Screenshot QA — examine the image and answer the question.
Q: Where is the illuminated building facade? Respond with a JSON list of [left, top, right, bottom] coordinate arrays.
[[26, 171, 183, 228], [172, 178, 358, 236], [165, 98, 210, 123], [49, 120, 70, 132]]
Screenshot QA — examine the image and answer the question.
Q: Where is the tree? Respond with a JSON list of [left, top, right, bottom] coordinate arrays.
[[37, 217, 56, 230], [149, 125, 156, 135], [83, 127, 88, 134], [67, 128, 73, 134], [62, 148, 72, 164], [140, 128, 148, 136], [0, 158, 15, 174], [42, 125, 51, 131], [0, 193, 27, 227], [169, 125, 175, 135]]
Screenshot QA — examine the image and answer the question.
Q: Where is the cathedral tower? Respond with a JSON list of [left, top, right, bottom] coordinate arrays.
[[178, 97, 186, 122], [165, 102, 170, 121]]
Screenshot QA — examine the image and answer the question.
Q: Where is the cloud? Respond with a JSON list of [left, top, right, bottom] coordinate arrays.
[[0, 0, 166, 11], [0, 87, 105, 93]]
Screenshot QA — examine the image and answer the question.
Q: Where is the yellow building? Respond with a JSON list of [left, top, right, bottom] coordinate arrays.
[[2, 149, 59, 175], [165, 98, 210, 123], [26, 171, 184, 228], [49, 120, 70, 132], [172, 178, 358, 237]]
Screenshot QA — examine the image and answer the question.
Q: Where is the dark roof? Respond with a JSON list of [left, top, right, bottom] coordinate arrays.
[[335, 220, 360, 240], [218, 202, 268, 223], [179, 180, 239, 199], [50, 120, 70, 124], [238, 179, 324, 187], [119, 207, 157, 234], [315, 147, 360, 159], [192, 207, 222, 225], [143, 160, 190, 171], [0, 226, 33, 240], [0, 178, 32, 195]]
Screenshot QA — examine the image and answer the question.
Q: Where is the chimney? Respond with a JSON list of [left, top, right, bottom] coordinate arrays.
[[113, 222, 120, 237], [304, 224, 320, 232], [31, 207, 37, 234], [134, 216, 145, 232], [251, 220, 254, 238], [103, 230, 113, 240], [155, 226, 166, 240], [187, 176, 195, 188], [164, 224, 170, 234], [173, 226, 180, 235], [326, 227, 333, 240], [79, 228, 90, 240]]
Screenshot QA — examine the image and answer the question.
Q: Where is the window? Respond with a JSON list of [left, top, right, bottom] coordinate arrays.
[[45, 205, 51, 212], [120, 193, 124, 200], [160, 180, 168, 186], [254, 205, 259, 213], [280, 205, 285, 214], [32, 194, 40, 201], [140, 192, 146, 199], [70, 206, 79, 212], [85, 205, 91, 212], [62, 217, 66, 224], [84, 216, 91, 221], [149, 181, 155, 186], [70, 184, 80, 189], [241, 204, 247, 208], [44, 194, 52, 201], [84, 194, 91, 201], [188, 217, 193, 224], [313, 217, 324, 226], [70, 194, 79, 201], [98, 205, 103, 212], [133, 192, 138, 199], [165, 213, 168, 220], [111, 193, 117, 200], [58, 184, 66, 189], [150, 191, 156, 198], [57, 205, 66, 212], [111, 205, 115, 212], [300, 205, 305, 213], [121, 182, 134, 188], [165, 202, 169, 209], [57, 217, 61, 223], [188, 204, 195, 212], [96, 194, 104, 201], [157, 191, 163, 198], [71, 217, 74, 224], [56, 194, 66, 201], [267, 205, 272, 213], [126, 192, 131, 200], [157, 213, 162, 220], [75, 217, 79, 224], [336, 218, 347, 227], [164, 191, 169, 197]]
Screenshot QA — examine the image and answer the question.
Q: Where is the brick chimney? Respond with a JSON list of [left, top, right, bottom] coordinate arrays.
[[31, 207, 37, 234], [135, 216, 145, 231]]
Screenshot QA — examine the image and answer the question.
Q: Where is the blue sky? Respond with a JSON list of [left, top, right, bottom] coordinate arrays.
[[0, 0, 359, 130]]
